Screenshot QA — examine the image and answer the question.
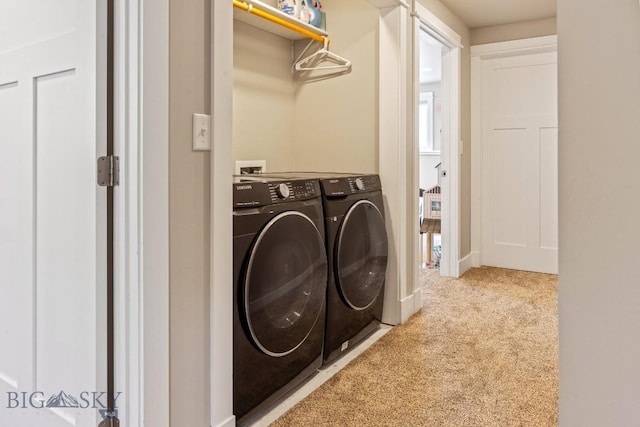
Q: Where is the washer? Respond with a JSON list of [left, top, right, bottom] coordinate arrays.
[[252, 172, 389, 364], [232, 175, 327, 424]]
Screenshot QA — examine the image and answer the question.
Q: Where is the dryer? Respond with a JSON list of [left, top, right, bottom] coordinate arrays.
[[252, 172, 389, 364], [232, 176, 327, 424]]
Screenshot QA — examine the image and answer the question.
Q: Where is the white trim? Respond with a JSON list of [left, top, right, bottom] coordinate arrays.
[[414, 286, 423, 313], [413, 1, 462, 279], [141, 0, 170, 425], [470, 56, 483, 272], [211, 0, 235, 425], [471, 35, 557, 59], [214, 416, 237, 427], [458, 253, 473, 276], [115, 0, 142, 424], [366, 0, 410, 9], [470, 36, 558, 273], [411, 3, 462, 49], [400, 288, 422, 323], [378, 4, 409, 326], [471, 250, 481, 267]]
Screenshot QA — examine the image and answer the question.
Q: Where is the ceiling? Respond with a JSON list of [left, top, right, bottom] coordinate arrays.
[[437, 0, 556, 29]]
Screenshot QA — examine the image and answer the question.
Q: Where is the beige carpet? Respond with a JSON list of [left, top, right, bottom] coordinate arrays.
[[270, 266, 558, 426]]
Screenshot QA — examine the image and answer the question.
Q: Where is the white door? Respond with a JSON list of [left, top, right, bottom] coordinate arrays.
[[0, 1, 107, 426], [481, 51, 558, 274]]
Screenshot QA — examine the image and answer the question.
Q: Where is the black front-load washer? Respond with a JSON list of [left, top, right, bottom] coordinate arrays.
[[250, 172, 389, 365], [232, 175, 327, 425]]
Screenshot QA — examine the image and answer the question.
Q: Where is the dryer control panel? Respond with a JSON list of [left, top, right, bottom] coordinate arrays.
[[233, 179, 321, 208], [321, 175, 381, 197]]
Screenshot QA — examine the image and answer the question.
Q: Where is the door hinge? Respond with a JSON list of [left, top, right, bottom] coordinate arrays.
[[97, 156, 120, 187]]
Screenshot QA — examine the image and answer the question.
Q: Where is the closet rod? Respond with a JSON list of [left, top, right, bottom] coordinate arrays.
[[232, 0, 328, 44]]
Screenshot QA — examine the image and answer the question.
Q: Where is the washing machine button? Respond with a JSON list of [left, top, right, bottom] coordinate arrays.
[[276, 183, 290, 199], [354, 177, 365, 191]]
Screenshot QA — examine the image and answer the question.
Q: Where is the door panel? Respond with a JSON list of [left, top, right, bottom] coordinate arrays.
[[482, 52, 558, 274], [0, 1, 104, 425], [492, 129, 527, 247]]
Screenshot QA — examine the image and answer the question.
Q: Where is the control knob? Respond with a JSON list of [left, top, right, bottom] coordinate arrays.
[[354, 178, 365, 191], [276, 183, 290, 199]]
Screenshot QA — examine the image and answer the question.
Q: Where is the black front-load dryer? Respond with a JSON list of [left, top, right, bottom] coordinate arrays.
[[249, 172, 389, 365], [232, 175, 327, 425]]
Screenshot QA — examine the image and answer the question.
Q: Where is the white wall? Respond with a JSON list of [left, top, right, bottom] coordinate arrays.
[[233, 21, 296, 172], [421, 81, 442, 152], [419, 81, 441, 191], [293, 0, 379, 173], [558, 0, 640, 425]]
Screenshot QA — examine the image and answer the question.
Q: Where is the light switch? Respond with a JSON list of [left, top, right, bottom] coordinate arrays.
[[192, 113, 211, 151]]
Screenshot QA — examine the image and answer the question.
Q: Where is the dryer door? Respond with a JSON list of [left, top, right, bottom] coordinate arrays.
[[335, 200, 388, 310], [244, 211, 327, 357]]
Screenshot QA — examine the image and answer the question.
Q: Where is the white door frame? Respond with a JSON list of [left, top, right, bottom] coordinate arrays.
[[370, 0, 462, 325], [139, 0, 171, 426], [210, 1, 236, 427], [375, 1, 410, 325], [117, 0, 171, 425], [412, 1, 462, 281], [470, 35, 558, 268]]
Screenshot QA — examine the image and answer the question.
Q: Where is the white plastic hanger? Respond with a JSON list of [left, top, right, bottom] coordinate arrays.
[[294, 37, 352, 72]]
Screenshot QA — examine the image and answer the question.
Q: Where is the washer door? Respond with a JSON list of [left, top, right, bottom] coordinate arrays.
[[336, 200, 388, 310], [244, 211, 327, 357]]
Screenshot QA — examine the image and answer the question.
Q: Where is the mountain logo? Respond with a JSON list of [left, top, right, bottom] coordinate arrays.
[[45, 391, 80, 408]]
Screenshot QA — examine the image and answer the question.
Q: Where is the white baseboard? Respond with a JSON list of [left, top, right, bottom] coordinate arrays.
[[400, 289, 422, 323], [215, 415, 236, 427], [471, 251, 481, 267], [413, 287, 422, 313], [458, 253, 473, 276]]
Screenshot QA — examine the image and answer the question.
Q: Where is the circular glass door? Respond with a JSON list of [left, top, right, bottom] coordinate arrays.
[[244, 211, 327, 357], [336, 200, 388, 310]]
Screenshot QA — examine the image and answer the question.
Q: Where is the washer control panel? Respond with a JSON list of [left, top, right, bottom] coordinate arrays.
[[269, 180, 319, 203], [321, 175, 381, 197], [233, 178, 320, 208]]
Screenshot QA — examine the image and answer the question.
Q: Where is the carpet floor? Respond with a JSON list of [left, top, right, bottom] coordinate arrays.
[[270, 266, 558, 426]]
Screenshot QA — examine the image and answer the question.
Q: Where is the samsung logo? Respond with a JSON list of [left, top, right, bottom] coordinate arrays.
[[236, 184, 253, 190]]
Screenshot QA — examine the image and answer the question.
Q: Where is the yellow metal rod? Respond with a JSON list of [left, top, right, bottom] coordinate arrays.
[[233, 0, 328, 44]]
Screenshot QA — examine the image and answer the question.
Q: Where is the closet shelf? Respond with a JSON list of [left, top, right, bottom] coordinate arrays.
[[233, 0, 329, 42]]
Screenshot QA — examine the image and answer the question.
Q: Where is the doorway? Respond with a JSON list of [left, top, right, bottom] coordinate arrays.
[[411, 3, 462, 281], [418, 30, 445, 271]]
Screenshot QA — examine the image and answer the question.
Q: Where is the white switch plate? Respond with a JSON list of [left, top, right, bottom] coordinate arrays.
[[192, 113, 211, 151]]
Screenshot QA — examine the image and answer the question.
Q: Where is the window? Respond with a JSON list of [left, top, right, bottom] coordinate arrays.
[[419, 91, 437, 153]]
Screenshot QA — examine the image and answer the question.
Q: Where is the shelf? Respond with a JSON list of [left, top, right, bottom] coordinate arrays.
[[233, 0, 329, 42]]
